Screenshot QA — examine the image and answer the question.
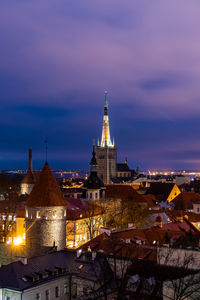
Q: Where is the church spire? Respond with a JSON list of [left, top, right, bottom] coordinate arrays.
[[90, 143, 97, 172], [101, 91, 113, 148]]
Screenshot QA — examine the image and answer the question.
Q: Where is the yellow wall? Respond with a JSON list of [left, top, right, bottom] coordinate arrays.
[[66, 215, 104, 249], [14, 215, 104, 249], [15, 217, 26, 245], [167, 184, 181, 202]]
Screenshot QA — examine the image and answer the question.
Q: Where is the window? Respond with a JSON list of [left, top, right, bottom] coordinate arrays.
[[90, 193, 92, 199], [36, 293, 40, 300], [8, 215, 12, 221], [6, 297, 10, 300], [64, 283, 69, 294], [45, 289, 50, 300], [55, 286, 59, 298], [95, 193, 98, 199], [36, 211, 40, 218]]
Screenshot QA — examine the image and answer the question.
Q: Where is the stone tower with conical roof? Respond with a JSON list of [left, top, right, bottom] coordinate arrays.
[[25, 162, 66, 257], [21, 148, 35, 195], [95, 92, 117, 184], [83, 145, 104, 201]]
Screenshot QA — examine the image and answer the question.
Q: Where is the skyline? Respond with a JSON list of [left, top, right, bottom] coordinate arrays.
[[1, 1, 200, 170]]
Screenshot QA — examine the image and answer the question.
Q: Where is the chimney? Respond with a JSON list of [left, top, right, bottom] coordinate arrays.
[[15, 256, 28, 265], [76, 249, 82, 258], [29, 148, 32, 172], [92, 252, 96, 260]]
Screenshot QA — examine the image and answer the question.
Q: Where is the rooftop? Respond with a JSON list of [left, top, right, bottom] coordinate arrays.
[[26, 162, 66, 207]]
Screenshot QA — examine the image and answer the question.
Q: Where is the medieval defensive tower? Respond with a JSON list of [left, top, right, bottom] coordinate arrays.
[[25, 162, 66, 257], [95, 92, 117, 184]]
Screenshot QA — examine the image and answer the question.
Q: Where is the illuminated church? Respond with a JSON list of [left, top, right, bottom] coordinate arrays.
[[95, 92, 117, 184], [95, 92, 132, 184]]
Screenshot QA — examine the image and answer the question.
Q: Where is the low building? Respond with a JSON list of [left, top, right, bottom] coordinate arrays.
[[66, 197, 104, 249], [146, 182, 181, 202], [0, 250, 113, 300], [116, 161, 131, 179]]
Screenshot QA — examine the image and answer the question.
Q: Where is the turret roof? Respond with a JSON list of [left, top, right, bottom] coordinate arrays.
[[21, 169, 35, 184], [26, 162, 66, 207]]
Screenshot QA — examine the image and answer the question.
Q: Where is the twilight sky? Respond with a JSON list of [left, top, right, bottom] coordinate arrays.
[[1, 0, 200, 171]]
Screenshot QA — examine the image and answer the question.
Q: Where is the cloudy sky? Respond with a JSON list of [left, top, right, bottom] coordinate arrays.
[[1, 0, 200, 170]]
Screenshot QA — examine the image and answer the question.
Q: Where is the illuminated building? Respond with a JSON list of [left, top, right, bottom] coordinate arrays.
[[66, 197, 104, 249], [25, 162, 67, 257], [20, 148, 35, 195], [95, 92, 117, 184]]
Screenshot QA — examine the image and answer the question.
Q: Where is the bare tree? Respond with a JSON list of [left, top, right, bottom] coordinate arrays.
[[158, 247, 200, 300]]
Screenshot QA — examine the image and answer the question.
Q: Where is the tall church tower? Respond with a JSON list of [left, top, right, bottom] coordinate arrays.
[[95, 92, 117, 184]]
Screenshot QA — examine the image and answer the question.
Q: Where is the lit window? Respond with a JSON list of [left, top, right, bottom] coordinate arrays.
[[2, 215, 6, 221], [64, 284, 69, 294], [64, 210, 66, 217], [36, 211, 40, 219], [55, 286, 59, 298], [13, 216, 16, 222], [8, 215, 12, 221], [25, 210, 28, 218]]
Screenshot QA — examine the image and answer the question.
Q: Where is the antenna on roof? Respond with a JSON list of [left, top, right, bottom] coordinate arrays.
[[44, 139, 48, 163]]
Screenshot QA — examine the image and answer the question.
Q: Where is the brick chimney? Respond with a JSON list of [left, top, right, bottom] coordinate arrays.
[[29, 148, 32, 172]]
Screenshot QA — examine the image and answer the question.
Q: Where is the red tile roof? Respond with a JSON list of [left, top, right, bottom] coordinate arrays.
[[26, 162, 66, 207], [65, 197, 103, 220], [172, 192, 200, 210], [78, 232, 157, 261], [21, 169, 35, 184], [78, 221, 199, 257], [105, 184, 146, 203]]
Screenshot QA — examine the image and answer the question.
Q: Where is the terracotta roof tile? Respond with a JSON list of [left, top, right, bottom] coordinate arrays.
[[105, 184, 146, 203], [26, 162, 66, 207], [172, 192, 200, 210], [147, 182, 176, 201], [21, 169, 35, 184]]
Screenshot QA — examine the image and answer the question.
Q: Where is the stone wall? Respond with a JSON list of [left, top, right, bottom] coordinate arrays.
[[26, 206, 66, 257], [95, 146, 117, 184]]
